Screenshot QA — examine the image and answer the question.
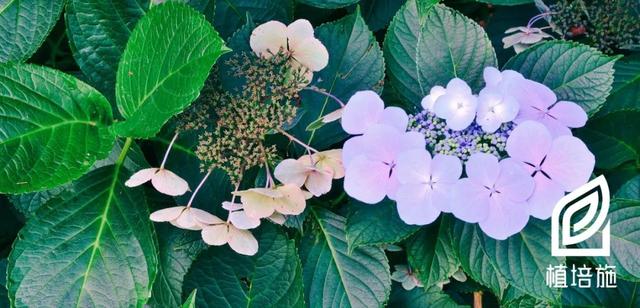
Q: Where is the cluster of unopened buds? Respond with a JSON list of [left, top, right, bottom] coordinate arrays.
[[125, 18, 336, 255], [338, 66, 595, 240]]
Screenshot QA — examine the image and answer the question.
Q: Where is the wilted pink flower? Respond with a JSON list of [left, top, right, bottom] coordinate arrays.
[[343, 124, 425, 204], [506, 121, 595, 219], [450, 153, 535, 240], [232, 184, 307, 219], [394, 149, 461, 225], [341, 90, 409, 135], [433, 78, 478, 131], [125, 167, 190, 196], [201, 221, 259, 256], [503, 26, 552, 53], [150, 206, 219, 231]]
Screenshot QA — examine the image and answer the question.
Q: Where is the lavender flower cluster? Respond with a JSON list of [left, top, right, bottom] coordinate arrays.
[[409, 110, 514, 161], [340, 67, 596, 240]]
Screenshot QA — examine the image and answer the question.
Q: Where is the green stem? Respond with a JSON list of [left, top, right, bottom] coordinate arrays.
[[116, 138, 133, 166]]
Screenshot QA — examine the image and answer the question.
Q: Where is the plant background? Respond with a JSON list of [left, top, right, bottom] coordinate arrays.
[[0, 0, 639, 307]]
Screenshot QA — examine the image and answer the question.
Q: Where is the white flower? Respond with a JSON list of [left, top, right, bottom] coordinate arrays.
[[201, 221, 259, 256], [250, 19, 329, 84], [433, 78, 478, 131], [232, 184, 307, 219], [125, 167, 190, 196], [150, 206, 220, 230], [502, 26, 552, 53], [420, 85, 446, 112], [274, 150, 344, 197], [476, 87, 519, 133]]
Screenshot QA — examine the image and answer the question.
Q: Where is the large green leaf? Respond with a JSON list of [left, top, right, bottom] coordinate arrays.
[[475, 0, 533, 5], [213, 0, 293, 38], [480, 219, 563, 302], [0, 259, 8, 307], [114, 2, 229, 138], [301, 207, 391, 308], [574, 56, 640, 169], [357, 0, 407, 32], [388, 285, 462, 308], [7, 164, 158, 307], [579, 175, 640, 282], [405, 216, 460, 287], [0, 0, 64, 62], [384, 2, 497, 109], [561, 277, 640, 307], [65, 0, 147, 102], [0, 63, 114, 194], [296, 0, 359, 9], [289, 9, 385, 150], [450, 221, 507, 298], [345, 198, 419, 250], [504, 41, 617, 116], [182, 225, 304, 307]]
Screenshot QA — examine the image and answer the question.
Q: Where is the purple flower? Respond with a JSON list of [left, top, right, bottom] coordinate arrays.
[[433, 78, 478, 131], [343, 124, 425, 204], [394, 149, 462, 225], [341, 90, 408, 135], [506, 121, 595, 219], [483, 67, 587, 137], [450, 153, 535, 240], [421, 86, 446, 112], [476, 86, 519, 133]]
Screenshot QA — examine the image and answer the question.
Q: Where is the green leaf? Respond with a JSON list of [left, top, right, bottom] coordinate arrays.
[[450, 221, 507, 297], [0, 0, 64, 62], [0, 259, 8, 308], [561, 277, 640, 307], [346, 198, 420, 250], [289, 9, 384, 150], [301, 207, 391, 307], [7, 165, 158, 307], [65, 0, 147, 103], [384, 2, 497, 109], [182, 289, 198, 308], [213, 0, 293, 38], [8, 139, 148, 217], [406, 216, 460, 287], [0, 63, 115, 194], [296, 0, 359, 9], [388, 285, 463, 308], [357, 0, 407, 32], [480, 219, 563, 302], [596, 55, 640, 117], [578, 175, 640, 282], [504, 41, 617, 116], [182, 224, 304, 308], [575, 110, 640, 169], [475, 0, 533, 5], [114, 2, 229, 138]]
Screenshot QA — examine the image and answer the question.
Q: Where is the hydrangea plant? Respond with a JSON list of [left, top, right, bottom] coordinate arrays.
[[0, 0, 638, 307]]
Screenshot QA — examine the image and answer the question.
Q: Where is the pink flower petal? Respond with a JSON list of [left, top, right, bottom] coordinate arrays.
[[483, 67, 502, 87], [274, 184, 307, 215], [395, 149, 431, 184], [190, 208, 224, 225], [222, 201, 242, 211], [548, 101, 587, 128], [274, 159, 307, 187], [250, 21, 287, 58], [229, 211, 261, 230], [506, 121, 552, 166], [465, 153, 500, 188], [172, 209, 202, 231], [150, 206, 185, 222], [286, 19, 314, 50], [495, 158, 535, 202], [292, 37, 329, 72], [528, 174, 565, 219], [431, 154, 462, 183], [227, 225, 259, 256], [151, 169, 190, 196], [344, 156, 391, 204], [543, 136, 595, 191], [341, 91, 385, 135], [125, 168, 157, 187], [380, 107, 409, 132], [342, 136, 366, 167], [450, 178, 490, 223], [201, 224, 229, 246], [304, 167, 333, 196], [395, 183, 441, 225], [421, 86, 446, 111], [479, 197, 529, 240]]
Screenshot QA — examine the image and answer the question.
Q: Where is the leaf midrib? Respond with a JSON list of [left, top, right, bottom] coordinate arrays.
[[0, 120, 97, 145], [74, 139, 131, 307]]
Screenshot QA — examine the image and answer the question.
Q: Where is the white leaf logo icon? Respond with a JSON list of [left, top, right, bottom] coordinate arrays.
[[551, 175, 610, 257]]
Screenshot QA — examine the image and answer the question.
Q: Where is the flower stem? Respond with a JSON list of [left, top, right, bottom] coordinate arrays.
[[264, 162, 274, 188], [277, 128, 319, 153], [303, 86, 345, 107], [187, 169, 212, 207], [160, 133, 179, 169], [473, 291, 483, 308], [116, 138, 134, 166]]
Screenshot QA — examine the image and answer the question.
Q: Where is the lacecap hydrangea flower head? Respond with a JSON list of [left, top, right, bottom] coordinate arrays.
[[340, 66, 594, 240]]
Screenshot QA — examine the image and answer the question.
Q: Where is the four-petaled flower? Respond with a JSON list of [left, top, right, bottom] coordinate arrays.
[[274, 149, 344, 197], [451, 153, 535, 240], [433, 78, 478, 131], [394, 149, 462, 225], [125, 167, 190, 196], [341, 90, 409, 135], [250, 19, 328, 84], [232, 185, 307, 219], [201, 219, 259, 256], [150, 206, 219, 230], [506, 121, 595, 219], [502, 26, 552, 53]]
